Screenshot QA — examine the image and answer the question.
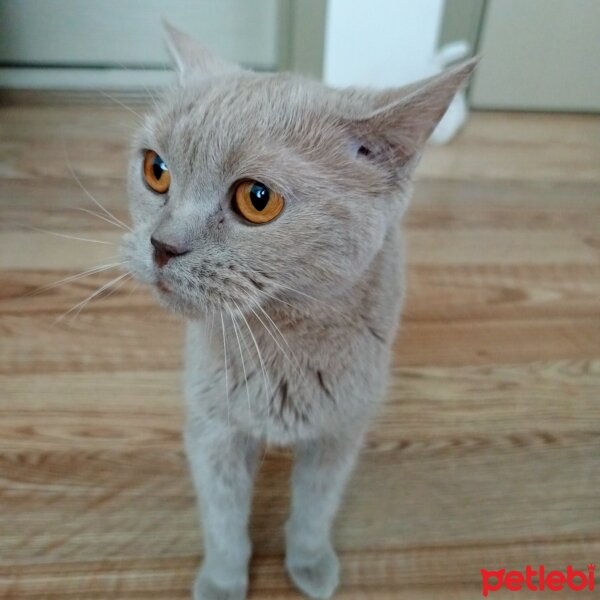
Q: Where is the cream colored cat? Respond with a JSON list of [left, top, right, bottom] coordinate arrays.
[[121, 23, 476, 600]]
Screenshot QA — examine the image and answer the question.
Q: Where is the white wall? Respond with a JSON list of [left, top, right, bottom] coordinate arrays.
[[0, 0, 281, 89], [323, 0, 445, 88], [470, 0, 600, 111]]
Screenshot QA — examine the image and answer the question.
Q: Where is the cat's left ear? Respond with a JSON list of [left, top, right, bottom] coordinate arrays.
[[345, 58, 479, 176], [162, 20, 241, 80]]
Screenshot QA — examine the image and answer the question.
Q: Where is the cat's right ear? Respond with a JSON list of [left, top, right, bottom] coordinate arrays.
[[162, 20, 241, 80], [342, 58, 478, 178]]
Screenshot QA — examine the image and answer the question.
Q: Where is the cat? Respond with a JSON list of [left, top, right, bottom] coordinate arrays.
[[121, 22, 476, 600]]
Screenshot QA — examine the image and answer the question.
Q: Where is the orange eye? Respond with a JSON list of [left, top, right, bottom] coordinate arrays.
[[143, 150, 171, 194], [233, 180, 284, 224]]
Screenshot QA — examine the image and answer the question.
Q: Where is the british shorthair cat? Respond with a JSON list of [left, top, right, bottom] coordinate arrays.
[[121, 23, 476, 600]]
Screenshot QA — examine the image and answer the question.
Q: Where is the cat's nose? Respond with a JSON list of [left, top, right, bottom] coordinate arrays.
[[150, 236, 191, 268]]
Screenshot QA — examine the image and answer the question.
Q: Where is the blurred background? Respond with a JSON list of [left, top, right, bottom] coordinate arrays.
[[0, 2, 598, 599], [1, 0, 599, 113]]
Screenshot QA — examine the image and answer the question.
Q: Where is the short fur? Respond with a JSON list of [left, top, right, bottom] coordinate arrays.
[[121, 23, 476, 600]]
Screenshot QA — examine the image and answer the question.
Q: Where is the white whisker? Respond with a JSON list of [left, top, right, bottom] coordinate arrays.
[[91, 272, 132, 304], [231, 299, 271, 406], [254, 287, 298, 312], [115, 61, 160, 111], [256, 440, 269, 474], [249, 257, 350, 317], [68, 273, 132, 324], [220, 310, 232, 447], [28, 227, 114, 245], [267, 279, 327, 306], [249, 266, 354, 325], [72, 207, 128, 231], [247, 303, 301, 375], [250, 258, 332, 305], [62, 141, 132, 232], [100, 90, 143, 120], [145, 85, 159, 111], [252, 300, 303, 373], [27, 261, 122, 297], [54, 272, 130, 325], [125, 280, 140, 299], [206, 305, 216, 340], [225, 303, 253, 415]]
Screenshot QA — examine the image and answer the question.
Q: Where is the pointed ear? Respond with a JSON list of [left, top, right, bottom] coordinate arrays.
[[162, 20, 241, 80], [346, 57, 479, 174]]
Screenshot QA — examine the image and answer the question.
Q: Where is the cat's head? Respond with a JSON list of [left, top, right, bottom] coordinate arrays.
[[122, 23, 476, 318]]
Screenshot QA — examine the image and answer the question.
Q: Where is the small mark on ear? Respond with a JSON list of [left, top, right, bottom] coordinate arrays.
[[349, 139, 374, 160]]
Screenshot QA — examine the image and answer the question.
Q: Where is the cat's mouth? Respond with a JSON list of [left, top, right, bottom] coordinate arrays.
[[150, 271, 220, 317], [152, 279, 204, 317]]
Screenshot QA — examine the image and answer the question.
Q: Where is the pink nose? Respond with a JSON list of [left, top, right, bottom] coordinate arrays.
[[150, 237, 191, 267]]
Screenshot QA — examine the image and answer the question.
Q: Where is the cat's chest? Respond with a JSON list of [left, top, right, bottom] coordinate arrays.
[[184, 334, 325, 442], [183, 320, 382, 443]]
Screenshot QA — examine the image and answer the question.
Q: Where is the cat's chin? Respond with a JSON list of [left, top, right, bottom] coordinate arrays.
[[152, 285, 206, 319]]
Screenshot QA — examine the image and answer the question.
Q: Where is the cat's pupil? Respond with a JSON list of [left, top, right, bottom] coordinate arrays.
[[152, 155, 167, 180], [249, 182, 269, 211]]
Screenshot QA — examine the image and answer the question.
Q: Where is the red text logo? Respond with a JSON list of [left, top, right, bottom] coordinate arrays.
[[481, 565, 595, 596]]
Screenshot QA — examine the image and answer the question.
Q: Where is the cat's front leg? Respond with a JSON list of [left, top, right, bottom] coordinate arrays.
[[185, 421, 259, 600], [285, 430, 364, 600]]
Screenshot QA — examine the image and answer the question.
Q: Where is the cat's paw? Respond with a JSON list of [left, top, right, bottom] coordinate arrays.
[[285, 545, 339, 600], [192, 568, 247, 600]]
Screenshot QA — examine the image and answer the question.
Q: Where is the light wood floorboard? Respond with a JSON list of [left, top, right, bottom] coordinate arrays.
[[0, 105, 599, 599]]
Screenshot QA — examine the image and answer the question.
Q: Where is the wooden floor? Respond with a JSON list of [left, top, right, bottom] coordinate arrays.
[[0, 103, 599, 599]]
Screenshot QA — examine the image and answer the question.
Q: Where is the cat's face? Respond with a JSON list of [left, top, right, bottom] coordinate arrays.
[[122, 74, 398, 318], [121, 25, 475, 319]]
